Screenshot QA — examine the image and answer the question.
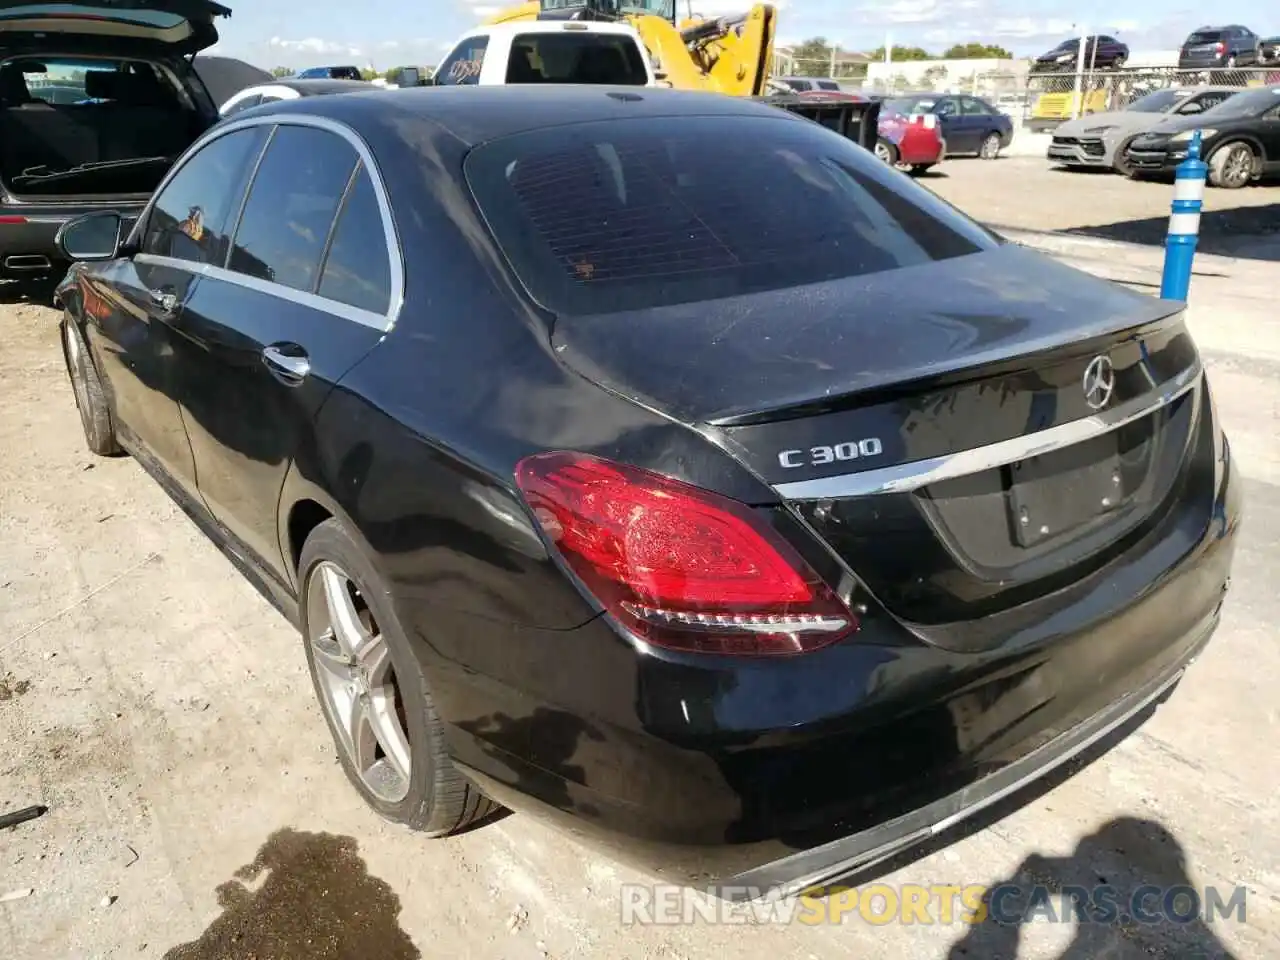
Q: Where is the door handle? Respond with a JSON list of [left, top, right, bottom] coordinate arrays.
[[148, 289, 178, 313], [262, 344, 311, 384]]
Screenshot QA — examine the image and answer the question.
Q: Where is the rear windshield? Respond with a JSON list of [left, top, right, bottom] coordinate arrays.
[[465, 114, 995, 315], [1187, 31, 1225, 43], [506, 32, 648, 85]]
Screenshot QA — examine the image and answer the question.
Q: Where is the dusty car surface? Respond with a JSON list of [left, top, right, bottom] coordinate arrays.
[[53, 84, 1241, 901]]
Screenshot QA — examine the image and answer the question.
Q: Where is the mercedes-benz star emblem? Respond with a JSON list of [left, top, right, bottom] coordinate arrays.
[[1082, 355, 1115, 411]]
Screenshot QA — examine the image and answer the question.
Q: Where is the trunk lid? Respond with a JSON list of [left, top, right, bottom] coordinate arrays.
[[0, 1, 230, 54], [550, 243, 1181, 428], [552, 243, 1206, 630]]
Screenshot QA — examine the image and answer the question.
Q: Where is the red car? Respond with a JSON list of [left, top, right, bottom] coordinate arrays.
[[793, 89, 944, 175]]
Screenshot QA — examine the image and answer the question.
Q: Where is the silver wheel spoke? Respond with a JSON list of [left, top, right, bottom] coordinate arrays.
[[368, 686, 412, 782], [307, 559, 412, 804], [347, 695, 380, 776], [311, 631, 352, 677], [320, 565, 373, 658]]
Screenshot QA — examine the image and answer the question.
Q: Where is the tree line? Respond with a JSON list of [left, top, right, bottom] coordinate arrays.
[[784, 38, 1015, 77]]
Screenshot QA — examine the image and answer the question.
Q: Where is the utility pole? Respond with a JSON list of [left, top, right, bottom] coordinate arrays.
[[1072, 23, 1087, 119]]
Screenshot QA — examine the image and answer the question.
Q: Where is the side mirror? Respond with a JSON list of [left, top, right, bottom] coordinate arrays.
[[56, 211, 125, 262], [1180, 101, 1204, 115]]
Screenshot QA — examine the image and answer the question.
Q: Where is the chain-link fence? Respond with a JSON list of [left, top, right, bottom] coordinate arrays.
[[770, 56, 868, 84], [1019, 65, 1280, 128]]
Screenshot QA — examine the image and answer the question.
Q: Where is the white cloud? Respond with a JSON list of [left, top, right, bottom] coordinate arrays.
[[268, 36, 364, 57]]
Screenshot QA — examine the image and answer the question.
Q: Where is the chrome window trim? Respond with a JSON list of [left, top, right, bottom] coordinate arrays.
[[773, 358, 1203, 501], [134, 254, 388, 331], [130, 112, 404, 332]]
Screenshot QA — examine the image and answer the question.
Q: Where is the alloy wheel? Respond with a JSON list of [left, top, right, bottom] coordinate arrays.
[[1222, 145, 1253, 187], [980, 133, 1001, 159], [306, 560, 412, 803], [874, 141, 893, 164]]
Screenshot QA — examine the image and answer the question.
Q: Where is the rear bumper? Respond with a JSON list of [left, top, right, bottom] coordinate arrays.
[[418, 418, 1240, 896], [722, 612, 1215, 899]]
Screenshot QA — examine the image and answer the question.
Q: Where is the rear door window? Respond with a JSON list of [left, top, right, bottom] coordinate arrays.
[[436, 35, 488, 85], [464, 114, 994, 315], [506, 32, 648, 84], [228, 124, 359, 294], [316, 164, 393, 314]]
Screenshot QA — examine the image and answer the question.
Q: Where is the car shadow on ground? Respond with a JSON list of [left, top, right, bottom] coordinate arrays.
[[805, 684, 1242, 958], [1057, 195, 1280, 263]]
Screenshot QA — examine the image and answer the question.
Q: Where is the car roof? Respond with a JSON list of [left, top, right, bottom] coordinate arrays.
[[458, 20, 640, 39], [250, 84, 808, 148]]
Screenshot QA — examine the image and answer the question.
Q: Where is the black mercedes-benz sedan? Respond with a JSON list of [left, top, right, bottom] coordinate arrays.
[[52, 84, 1241, 901]]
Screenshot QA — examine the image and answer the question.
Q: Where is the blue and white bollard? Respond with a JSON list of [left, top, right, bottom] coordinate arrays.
[[1160, 130, 1207, 302]]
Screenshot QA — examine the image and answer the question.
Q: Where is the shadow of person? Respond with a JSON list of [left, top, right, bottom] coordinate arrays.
[[163, 828, 420, 960], [947, 816, 1240, 960]]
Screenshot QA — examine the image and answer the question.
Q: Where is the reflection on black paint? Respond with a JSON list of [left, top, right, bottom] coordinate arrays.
[[163, 828, 419, 960], [458, 707, 604, 815]]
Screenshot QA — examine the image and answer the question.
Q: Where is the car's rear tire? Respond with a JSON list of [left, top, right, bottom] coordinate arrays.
[[61, 315, 121, 457], [298, 518, 498, 835], [874, 138, 898, 165], [1208, 142, 1256, 189], [979, 132, 1002, 159]]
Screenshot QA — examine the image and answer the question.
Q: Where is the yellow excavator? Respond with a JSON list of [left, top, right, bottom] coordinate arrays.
[[480, 0, 780, 97]]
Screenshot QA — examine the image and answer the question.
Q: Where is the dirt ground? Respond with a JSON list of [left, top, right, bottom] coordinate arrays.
[[2, 164, 1280, 960]]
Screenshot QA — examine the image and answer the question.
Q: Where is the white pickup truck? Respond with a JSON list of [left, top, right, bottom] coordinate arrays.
[[432, 20, 657, 87]]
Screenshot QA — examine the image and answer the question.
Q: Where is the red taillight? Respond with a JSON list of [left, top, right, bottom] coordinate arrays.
[[0, 215, 27, 224], [515, 452, 856, 656]]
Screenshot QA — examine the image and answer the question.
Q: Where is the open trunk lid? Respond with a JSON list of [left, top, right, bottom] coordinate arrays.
[[552, 243, 1208, 630], [0, 1, 230, 54]]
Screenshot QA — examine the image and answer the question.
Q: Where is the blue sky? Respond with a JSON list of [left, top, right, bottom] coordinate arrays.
[[206, 0, 1274, 69]]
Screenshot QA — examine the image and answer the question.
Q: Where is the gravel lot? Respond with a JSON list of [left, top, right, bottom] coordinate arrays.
[[2, 163, 1279, 960]]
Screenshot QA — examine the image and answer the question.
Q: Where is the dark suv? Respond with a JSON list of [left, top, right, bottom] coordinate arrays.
[[0, 1, 229, 282], [296, 65, 364, 81], [1178, 26, 1261, 69]]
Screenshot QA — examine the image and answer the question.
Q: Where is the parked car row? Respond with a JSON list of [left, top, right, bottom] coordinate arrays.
[[1048, 82, 1280, 188], [1031, 24, 1278, 74], [774, 78, 1015, 173]]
